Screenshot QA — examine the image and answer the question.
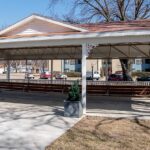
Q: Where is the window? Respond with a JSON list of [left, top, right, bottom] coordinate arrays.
[[78, 59, 81, 64], [70, 60, 75, 65], [64, 60, 69, 64], [76, 68, 81, 72], [135, 59, 142, 65], [145, 59, 150, 64]]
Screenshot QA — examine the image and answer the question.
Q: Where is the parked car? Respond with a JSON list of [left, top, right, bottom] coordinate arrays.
[[137, 76, 150, 81], [108, 74, 133, 81], [86, 71, 100, 80], [55, 73, 67, 79], [40, 72, 52, 79], [108, 74, 123, 81], [25, 72, 34, 79]]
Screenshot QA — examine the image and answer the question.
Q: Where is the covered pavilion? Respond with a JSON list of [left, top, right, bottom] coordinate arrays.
[[0, 14, 150, 114]]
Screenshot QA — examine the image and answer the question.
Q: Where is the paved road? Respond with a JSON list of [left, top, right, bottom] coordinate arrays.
[[0, 73, 82, 80]]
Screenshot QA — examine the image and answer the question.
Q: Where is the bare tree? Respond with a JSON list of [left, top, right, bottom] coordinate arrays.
[[31, 60, 48, 73], [49, 0, 149, 22], [49, 0, 150, 80]]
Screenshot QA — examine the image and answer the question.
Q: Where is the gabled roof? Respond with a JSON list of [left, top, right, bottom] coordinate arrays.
[[0, 14, 149, 40], [0, 14, 88, 36]]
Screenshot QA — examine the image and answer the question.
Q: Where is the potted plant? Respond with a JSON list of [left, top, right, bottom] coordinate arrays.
[[64, 80, 83, 118]]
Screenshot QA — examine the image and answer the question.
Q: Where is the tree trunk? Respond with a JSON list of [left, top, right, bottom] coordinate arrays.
[[120, 59, 131, 81]]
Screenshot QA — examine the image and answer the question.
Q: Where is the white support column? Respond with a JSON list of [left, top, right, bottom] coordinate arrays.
[[51, 59, 53, 84], [82, 44, 87, 114], [61, 59, 64, 72], [6, 60, 10, 81], [97, 59, 99, 71]]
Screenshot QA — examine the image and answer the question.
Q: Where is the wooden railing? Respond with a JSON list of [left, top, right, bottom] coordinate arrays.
[[0, 79, 150, 86], [0, 79, 150, 96]]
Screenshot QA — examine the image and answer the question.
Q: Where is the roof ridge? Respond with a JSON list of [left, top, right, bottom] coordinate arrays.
[[77, 19, 150, 26]]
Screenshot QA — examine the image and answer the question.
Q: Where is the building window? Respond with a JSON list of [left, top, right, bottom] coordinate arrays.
[[77, 59, 81, 64], [70, 60, 75, 65], [145, 59, 150, 64], [135, 59, 142, 65], [75, 59, 80, 64], [64, 60, 70, 64]]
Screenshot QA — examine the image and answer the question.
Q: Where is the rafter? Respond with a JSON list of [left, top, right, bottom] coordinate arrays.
[[131, 45, 149, 57], [112, 46, 129, 57], [108, 46, 112, 58]]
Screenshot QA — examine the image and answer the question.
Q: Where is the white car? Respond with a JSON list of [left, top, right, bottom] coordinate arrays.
[[55, 73, 67, 79], [25, 72, 35, 79], [86, 71, 100, 80]]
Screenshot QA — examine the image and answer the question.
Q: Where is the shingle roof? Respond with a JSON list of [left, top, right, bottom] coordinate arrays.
[[77, 19, 150, 32]]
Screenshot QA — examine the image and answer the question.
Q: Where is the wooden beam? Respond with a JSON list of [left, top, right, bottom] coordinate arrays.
[[131, 45, 149, 57], [112, 46, 129, 57]]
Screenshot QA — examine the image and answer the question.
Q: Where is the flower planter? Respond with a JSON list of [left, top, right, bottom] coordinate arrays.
[[64, 100, 83, 118]]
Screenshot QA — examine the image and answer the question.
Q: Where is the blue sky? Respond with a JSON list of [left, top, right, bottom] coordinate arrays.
[[0, 0, 69, 28]]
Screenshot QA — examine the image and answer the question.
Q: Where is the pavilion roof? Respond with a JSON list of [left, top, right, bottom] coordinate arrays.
[[0, 14, 149, 39]]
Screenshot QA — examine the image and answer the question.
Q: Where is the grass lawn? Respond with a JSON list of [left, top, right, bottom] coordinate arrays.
[[46, 116, 150, 150]]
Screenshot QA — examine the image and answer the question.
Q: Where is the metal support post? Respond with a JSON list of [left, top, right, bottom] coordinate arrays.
[[7, 60, 10, 81], [25, 60, 28, 72], [106, 59, 109, 81], [51, 60, 53, 84]]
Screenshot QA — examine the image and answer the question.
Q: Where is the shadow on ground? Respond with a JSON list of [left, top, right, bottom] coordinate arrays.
[[0, 89, 150, 118], [87, 95, 150, 118], [0, 90, 79, 150], [0, 89, 67, 106]]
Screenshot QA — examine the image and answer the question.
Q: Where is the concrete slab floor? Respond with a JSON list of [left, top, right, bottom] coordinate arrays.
[[0, 90, 150, 149], [0, 90, 80, 150], [87, 95, 150, 120]]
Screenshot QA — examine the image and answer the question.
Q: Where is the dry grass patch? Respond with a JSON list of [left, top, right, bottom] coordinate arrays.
[[46, 116, 150, 150]]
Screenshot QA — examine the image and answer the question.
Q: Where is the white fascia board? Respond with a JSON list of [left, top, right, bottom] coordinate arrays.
[[0, 30, 150, 48], [0, 16, 34, 35], [0, 30, 150, 42], [0, 15, 87, 35], [0, 36, 149, 49]]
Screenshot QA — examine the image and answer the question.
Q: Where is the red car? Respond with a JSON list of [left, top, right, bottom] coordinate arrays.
[[40, 72, 52, 79], [108, 74, 123, 81]]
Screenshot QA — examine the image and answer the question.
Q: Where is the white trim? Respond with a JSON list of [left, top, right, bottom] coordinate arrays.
[[0, 16, 35, 35], [0, 15, 87, 35], [0, 30, 149, 48], [1, 30, 149, 42], [0, 37, 149, 50]]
